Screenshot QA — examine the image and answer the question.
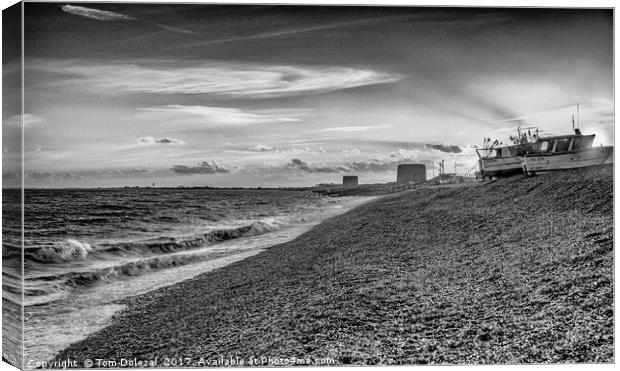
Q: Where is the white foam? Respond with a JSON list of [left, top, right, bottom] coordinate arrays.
[[32, 239, 92, 263]]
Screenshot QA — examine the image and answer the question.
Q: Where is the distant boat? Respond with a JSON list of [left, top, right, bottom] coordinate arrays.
[[476, 126, 539, 178], [521, 128, 613, 176]]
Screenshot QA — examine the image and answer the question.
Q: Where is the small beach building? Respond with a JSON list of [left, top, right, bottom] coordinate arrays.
[[396, 164, 426, 185]]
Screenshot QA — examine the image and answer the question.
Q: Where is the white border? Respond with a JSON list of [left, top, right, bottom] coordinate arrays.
[[0, 1, 616, 371]]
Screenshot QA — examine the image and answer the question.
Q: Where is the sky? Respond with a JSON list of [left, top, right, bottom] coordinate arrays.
[[2, 2, 614, 187]]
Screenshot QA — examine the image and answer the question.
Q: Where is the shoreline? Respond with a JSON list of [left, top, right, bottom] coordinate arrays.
[[53, 165, 613, 365], [22, 194, 376, 365]]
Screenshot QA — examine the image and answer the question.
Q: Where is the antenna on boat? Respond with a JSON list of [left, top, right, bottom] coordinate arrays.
[[577, 102, 580, 130]]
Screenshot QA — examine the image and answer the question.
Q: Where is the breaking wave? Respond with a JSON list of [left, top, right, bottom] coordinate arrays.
[[23, 219, 291, 266], [10, 187, 374, 364], [98, 220, 280, 256], [57, 254, 205, 290], [27, 239, 93, 263]]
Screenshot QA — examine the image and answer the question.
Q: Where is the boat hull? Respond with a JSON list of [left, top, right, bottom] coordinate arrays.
[[479, 157, 523, 177], [521, 146, 613, 173]]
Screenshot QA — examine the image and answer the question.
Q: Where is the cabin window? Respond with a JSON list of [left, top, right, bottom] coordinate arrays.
[[540, 141, 550, 152], [574, 136, 594, 150], [554, 138, 570, 152]]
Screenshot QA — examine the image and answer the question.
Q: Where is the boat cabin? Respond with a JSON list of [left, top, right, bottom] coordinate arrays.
[[534, 134, 594, 154], [476, 143, 537, 159]]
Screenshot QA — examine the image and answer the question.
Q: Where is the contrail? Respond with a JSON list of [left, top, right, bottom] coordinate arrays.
[[143, 21, 197, 35], [60, 4, 196, 34], [173, 14, 410, 49]]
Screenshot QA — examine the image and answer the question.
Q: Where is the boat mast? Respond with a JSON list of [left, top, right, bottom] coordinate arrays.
[[577, 102, 580, 130]]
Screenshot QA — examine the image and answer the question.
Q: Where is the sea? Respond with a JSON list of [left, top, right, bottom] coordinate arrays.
[[2, 188, 372, 364]]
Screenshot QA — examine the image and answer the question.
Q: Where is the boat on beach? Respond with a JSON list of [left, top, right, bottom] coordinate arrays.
[[521, 128, 614, 176], [477, 121, 613, 178], [475, 126, 539, 178]]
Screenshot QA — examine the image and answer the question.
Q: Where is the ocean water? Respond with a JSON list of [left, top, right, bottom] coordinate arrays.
[[2, 188, 372, 364]]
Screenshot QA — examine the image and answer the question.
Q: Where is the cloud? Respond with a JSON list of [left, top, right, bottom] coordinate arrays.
[[283, 158, 390, 174], [54, 61, 403, 99], [101, 168, 149, 175], [7, 168, 150, 182], [388, 148, 420, 160], [171, 161, 231, 175], [342, 148, 361, 156], [253, 144, 278, 152], [245, 144, 325, 154], [346, 160, 395, 173], [137, 136, 185, 145], [317, 125, 391, 133], [140, 105, 298, 125], [283, 147, 437, 175], [286, 158, 348, 174], [426, 143, 462, 153], [285, 158, 392, 174], [60, 4, 196, 34], [25, 171, 78, 181], [60, 5, 135, 21], [4, 114, 44, 127]]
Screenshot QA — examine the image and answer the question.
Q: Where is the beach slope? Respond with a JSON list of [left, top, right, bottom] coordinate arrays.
[[55, 165, 613, 365]]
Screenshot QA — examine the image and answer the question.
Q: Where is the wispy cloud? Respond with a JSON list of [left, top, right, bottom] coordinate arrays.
[[317, 125, 391, 133], [4, 113, 44, 127], [60, 4, 196, 34], [50, 61, 403, 99], [3, 168, 150, 182], [171, 161, 231, 175], [101, 168, 149, 175], [139, 105, 299, 125], [247, 144, 325, 154], [137, 136, 185, 145]]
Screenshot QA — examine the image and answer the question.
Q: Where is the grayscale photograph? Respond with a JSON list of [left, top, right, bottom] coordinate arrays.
[[1, 1, 614, 368]]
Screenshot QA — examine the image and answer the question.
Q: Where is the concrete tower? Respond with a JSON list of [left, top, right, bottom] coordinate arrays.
[[396, 164, 426, 185], [342, 176, 359, 188]]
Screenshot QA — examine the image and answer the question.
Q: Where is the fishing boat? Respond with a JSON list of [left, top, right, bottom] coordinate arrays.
[[521, 128, 613, 175], [476, 126, 539, 178]]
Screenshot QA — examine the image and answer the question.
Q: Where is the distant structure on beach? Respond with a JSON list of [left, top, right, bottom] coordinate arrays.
[[343, 176, 359, 188], [396, 164, 426, 185]]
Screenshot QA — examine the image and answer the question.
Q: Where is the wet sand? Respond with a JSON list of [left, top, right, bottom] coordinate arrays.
[[54, 165, 613, 365]]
